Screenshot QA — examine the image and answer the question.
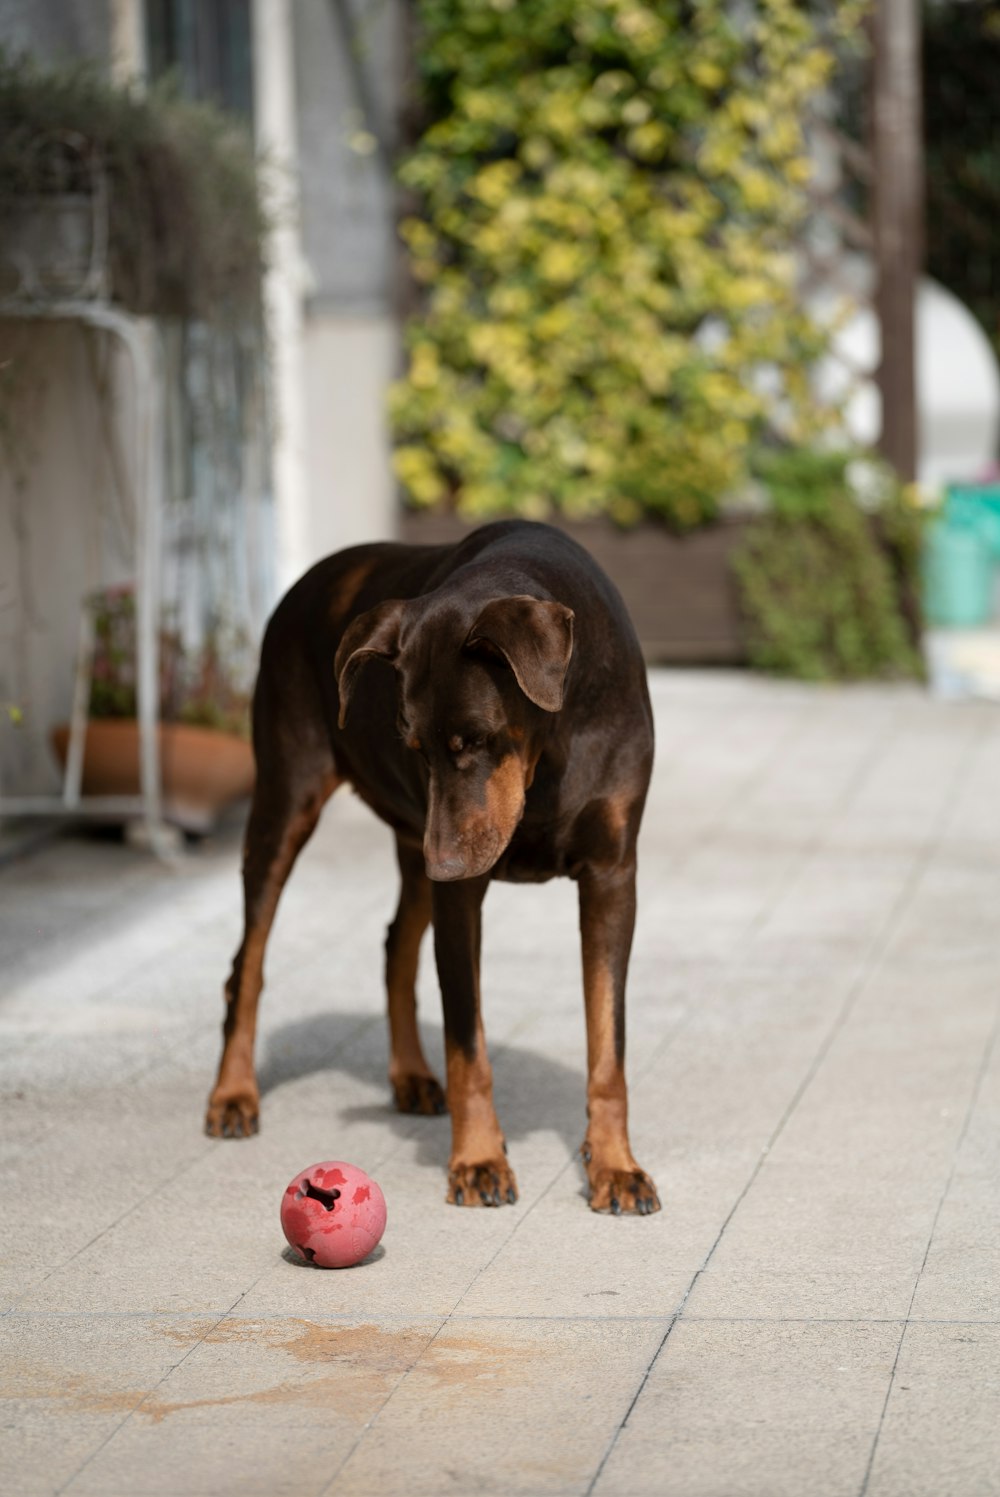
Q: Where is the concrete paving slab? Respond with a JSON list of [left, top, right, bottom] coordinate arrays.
[[0, 1311, 218, 1495], [592, 1319, 901, 1497], [909, 992, 1000, 1323], [61, 1315, 443, 1497], [330, 1316, 670, 1497], [685, 965, 997, 1320], [864, 1322, 1000, 1497]]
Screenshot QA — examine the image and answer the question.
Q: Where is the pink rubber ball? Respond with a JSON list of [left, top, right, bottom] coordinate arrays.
[[281, 1160, 387, 1268]]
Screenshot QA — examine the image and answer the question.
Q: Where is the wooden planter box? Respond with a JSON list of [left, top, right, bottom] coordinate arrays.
[[398, 510, 750, 664], [51, 719, 255, 833]]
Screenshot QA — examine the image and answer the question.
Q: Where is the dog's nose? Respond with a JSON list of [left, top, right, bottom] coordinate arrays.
[[425, 854, 468, 882]]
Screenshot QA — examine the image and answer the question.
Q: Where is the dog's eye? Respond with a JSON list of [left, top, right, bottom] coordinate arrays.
[[449, 732, 486, 757]]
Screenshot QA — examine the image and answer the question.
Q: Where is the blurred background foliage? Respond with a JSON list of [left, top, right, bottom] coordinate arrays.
[[390, 0, 864, 530], [923, 0, 1000, 361], [732, 450, 925, 680]]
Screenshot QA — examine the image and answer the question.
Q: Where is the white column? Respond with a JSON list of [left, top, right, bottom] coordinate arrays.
[[109, 0, 147, 84], [252, 0, 312, 593]]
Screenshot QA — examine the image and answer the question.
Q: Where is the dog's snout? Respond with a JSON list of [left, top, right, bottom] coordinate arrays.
[[425, 853, 469, 882]]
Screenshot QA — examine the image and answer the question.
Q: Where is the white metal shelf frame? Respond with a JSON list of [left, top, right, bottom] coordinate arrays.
[[0, 296, 173, 855]]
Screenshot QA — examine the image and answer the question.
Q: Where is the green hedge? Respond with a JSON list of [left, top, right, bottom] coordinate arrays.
[[732, 449, 926, 681], [391, 0, 862, 529]]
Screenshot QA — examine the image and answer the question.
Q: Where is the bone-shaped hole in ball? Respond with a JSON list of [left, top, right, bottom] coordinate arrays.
[[298, 1179, 341, 1212]]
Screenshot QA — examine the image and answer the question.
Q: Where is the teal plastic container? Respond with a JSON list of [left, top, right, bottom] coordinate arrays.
[[946, 484, 1000, 561], [922, 517, 994, 628]]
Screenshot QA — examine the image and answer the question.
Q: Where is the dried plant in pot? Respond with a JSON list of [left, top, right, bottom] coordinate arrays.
[[50, 585, 255, 832]]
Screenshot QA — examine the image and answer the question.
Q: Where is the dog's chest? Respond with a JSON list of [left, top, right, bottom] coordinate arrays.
[[491, 818, 574, 883]]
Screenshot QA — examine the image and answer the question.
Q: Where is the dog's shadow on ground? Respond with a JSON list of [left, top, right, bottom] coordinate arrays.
[[258, 1009, 588, 1177]]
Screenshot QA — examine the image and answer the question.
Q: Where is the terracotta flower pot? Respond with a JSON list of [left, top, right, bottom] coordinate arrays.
[[51, 719, 255, 832]]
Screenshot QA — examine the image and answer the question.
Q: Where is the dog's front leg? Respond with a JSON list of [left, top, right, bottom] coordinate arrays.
[[579, 863, 660, 1215], [432, 875, 518, 1207]]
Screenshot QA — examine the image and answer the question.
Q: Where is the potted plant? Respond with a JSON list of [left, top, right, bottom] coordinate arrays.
[[50, 585, 255, 832]]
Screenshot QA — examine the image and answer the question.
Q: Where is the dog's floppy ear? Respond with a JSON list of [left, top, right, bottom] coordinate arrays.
[[466, 595, 574, 712], [335, 599, 406, 728]]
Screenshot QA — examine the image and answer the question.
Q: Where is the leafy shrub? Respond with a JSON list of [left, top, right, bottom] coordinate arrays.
[[391, 0, 861, 528], [732, 449, 925, 680], [0, 49, 266, 321]]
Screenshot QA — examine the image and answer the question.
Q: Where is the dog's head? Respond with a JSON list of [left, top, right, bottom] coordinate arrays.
[[335, 592, 574, 880]]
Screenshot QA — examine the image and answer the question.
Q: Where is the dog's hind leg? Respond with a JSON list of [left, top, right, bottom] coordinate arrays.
[[206, 688, 338, 1138], [386, 836, 446, 1115]]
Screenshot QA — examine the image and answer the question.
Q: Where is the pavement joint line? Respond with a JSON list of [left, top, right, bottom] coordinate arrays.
[[584, 696, 990, 1497], [8, 1141, 219, 1314], [315, 1317, 452, 1497], [5, 1307, 1000, 1327], [857, 894, 1000, 1488], [54, 1286, 256, 1496]]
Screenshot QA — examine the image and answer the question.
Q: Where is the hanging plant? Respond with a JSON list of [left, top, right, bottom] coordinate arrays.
[[0, 48, 267, 322]]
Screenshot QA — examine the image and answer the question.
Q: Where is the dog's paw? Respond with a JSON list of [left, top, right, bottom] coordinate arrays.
[[582, 1149, 660, 1216], [392, 1072, 447, 1116], [205, 1086, 260, 1139], [447, 1157, 518, 1207]]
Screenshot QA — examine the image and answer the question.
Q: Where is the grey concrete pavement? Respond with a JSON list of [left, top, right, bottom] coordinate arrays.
[[1, 670, 998, 1496]]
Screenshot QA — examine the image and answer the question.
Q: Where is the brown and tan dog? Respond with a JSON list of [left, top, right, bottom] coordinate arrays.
[[206, 520, 658, 1214]]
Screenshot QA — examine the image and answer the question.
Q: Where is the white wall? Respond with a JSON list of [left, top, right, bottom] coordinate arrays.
[[302, 313, 399, 555]]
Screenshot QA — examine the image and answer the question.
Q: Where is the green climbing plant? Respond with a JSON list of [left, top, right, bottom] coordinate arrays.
[[390, 0, 865, 529]]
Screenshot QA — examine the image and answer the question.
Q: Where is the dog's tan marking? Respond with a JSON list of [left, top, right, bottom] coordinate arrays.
[[329, 560, 376, 623], [385, 840, 444, 1114], [206, 777, 339, 1137], [446, 1018, 517, 1205], [483, 751, 527, 842], [579, 868, 660, 1214]]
